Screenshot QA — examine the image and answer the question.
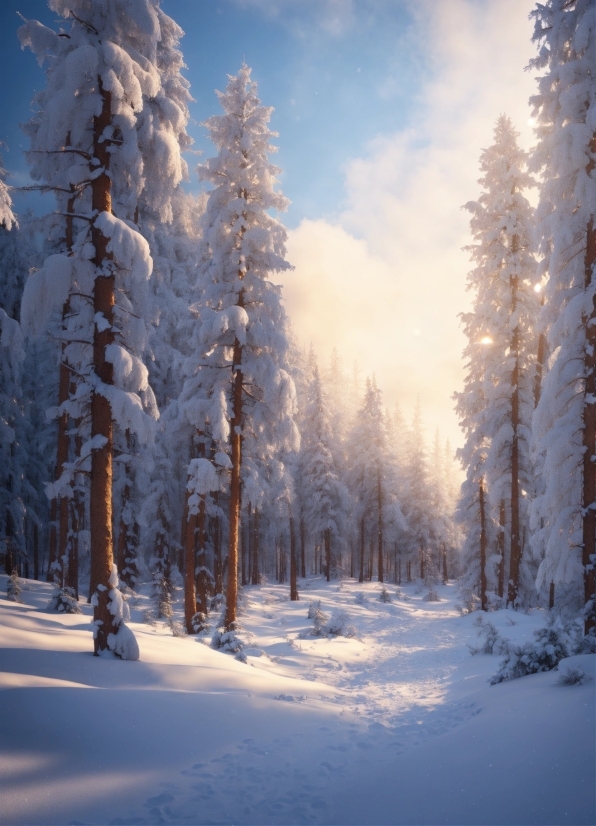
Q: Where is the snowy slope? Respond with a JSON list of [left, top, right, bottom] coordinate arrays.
[[0, 576, 593, 826]]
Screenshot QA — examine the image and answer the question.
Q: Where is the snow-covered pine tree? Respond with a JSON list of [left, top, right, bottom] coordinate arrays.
[[179, 65, 298, 631], [19, 0, 189, 656], [529, 0, 596, 635], [300, 364, 347, 581], [455, 116, 538, 609], [402, 401, 435, 582]]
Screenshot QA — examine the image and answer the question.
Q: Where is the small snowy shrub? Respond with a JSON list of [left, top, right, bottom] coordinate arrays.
[[6, 569, 22, 603], [469, 618, 510, 656], [325, 609, 357, 638], [210, 593, 225, 612], [423, 588, 440, 602], [456, 590, 481, 615], [308, 601, 329, 637], [47, 585, 82, 614], [557, 665, 592, 686], [490, 625, 570, 684], [354, 592, 367, 606], [379, 587, 392, 604], [143, 608, 157, 627], [212, 621, 248, 661], [191, 611, 210, 634], [108, 623, 140, 661], [573, 629, 596, 655], [169, 619, 186, 638]]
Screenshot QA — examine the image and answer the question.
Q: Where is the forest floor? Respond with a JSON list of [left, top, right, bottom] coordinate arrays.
[[0, 574, 594, 826]]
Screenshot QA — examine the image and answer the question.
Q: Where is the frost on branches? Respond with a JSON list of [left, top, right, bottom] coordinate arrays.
[[455, 116, 539, 612], [529, 0, 596, 634]]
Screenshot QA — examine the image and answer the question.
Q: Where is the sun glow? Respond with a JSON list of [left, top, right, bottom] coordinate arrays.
[[480, 336, 493, 345]]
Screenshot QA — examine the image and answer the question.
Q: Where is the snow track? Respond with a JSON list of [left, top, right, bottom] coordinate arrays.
[[0, 576, 594, 826]]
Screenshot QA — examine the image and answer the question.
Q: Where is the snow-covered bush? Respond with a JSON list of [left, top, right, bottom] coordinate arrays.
[[47, 585, 82, 614], [169, 619, 186, 638], [306, 601, 328, 635], [210, 593, 225, 613], [379, 587, 392, 604], [191, 612, 210, 634], [490, 625, 570, 684], [557, 664, 592, 686], [212, 621, 248, 661], [423, 588, 440, 602], [325, 610, 357, 638], [107, 623, 140, 661], [354, 592, 367, 606], [469, 617, 510, 656], [6, 569, 22, 603]]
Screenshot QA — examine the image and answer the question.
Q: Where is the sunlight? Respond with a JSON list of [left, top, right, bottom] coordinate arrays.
[[480, 336, 493, 345]]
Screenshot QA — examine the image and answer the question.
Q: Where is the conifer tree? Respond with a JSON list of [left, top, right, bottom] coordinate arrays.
[[529, 0, 596, 634], [455, 116, 538, 609], [179, 65, 298, 631], [19, 0, 189, 656]]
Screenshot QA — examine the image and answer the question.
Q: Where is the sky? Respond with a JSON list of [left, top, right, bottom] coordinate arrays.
[[0, 0, 539, 451]]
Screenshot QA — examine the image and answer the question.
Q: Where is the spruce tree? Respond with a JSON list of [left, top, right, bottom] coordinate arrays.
[[529, 0, 596, 634]]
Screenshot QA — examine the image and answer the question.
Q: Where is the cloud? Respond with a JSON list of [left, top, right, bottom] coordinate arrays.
[[281, 0, 537, 447]]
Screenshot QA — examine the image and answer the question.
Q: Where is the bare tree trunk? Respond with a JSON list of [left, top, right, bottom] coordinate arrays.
[[214, 507, 223, 595], [251, 507, 260, 585], [89, 84, 118, 656], [442, 543, 448, 584], [47, 499, 57, 583], [498, 499, 506, 599], [300, 515, 306, 579], [290, 511, 298, 601], [479, 479, 488, 611], [582, 178, 596, 634], [224, 335, 243, 629], [419, 545, 424, 581], [184, 496, 197, 632], [508, 238, 522, 608], [549, 581, 555, 610], [33, 522, 39, 581], [359, 516, 365, 583], [377, 471, 384, 583], [195, 492, 210, 616], [324, 528, 331, 582]]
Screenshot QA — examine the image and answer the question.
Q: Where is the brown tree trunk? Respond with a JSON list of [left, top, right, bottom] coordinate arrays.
[[300, 515, 306, 579], [508, 238, 522, 608], [479, 479, 488, 611], [498, 499, 506, 599], [377, 471, 384, 583], [442, 543, 448, 584], [224, 335, 243, 629], [419, 545, 424, 580], [549, 581, 555, 610], [33, 522, 39, 581], [251, 507, 260, 585], [89, 85, 117, 656], [47, 499, 57, 583], [184, 495, 197, 633], [359, 516, 365, 583], [582, 166, 596, 634], [290, 512, 298, 601], [195, 492, 210, 616], [324, 528, 331, 582]]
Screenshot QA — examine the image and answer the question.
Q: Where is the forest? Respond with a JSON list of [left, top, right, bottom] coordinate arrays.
[[0, 1, 594, 825]]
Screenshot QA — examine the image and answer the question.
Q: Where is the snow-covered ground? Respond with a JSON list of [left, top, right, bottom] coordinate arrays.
[[0, 575, 594, 826]]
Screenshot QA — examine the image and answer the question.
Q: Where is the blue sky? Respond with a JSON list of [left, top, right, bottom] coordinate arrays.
[[0, 0, 538, 447], [0, 0, 419, 226]]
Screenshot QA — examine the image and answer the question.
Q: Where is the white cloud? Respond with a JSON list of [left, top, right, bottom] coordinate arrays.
[[280, 0, 537, 448]]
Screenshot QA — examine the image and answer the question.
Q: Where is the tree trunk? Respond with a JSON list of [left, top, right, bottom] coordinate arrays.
[[47, 499, 57, 583], [508, 237, 522, 608], [582, 177, 596, 634], [479, 479, 488, 611], [419, 545, 424, 581], [251, 507, 260, 585], [290, 512, 298, 601], [377, 471, 384, 583], [33, 521, 39, 581], [324, 528, 331, 582], [549, 581, 555, 611], [184, 497, 197, 633], [224, 336, 243, 629], [300, 515, 306, 579], [359, 516, 365, 583], [195, 492, 210, 616], [442, 543, 448, 584], [498, 499, 506, 599], [89, 84, 117, 656]]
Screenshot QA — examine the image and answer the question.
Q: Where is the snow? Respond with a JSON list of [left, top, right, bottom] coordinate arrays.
[[1, 575, 593, 825]]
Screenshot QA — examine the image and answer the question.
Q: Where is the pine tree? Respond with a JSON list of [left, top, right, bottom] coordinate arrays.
[[529, 0, 596, 634], [300, 365, 347, 581], [179, 65, 298, 631], [19, 0, 189, 656], [455, 116, 538, 609]]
